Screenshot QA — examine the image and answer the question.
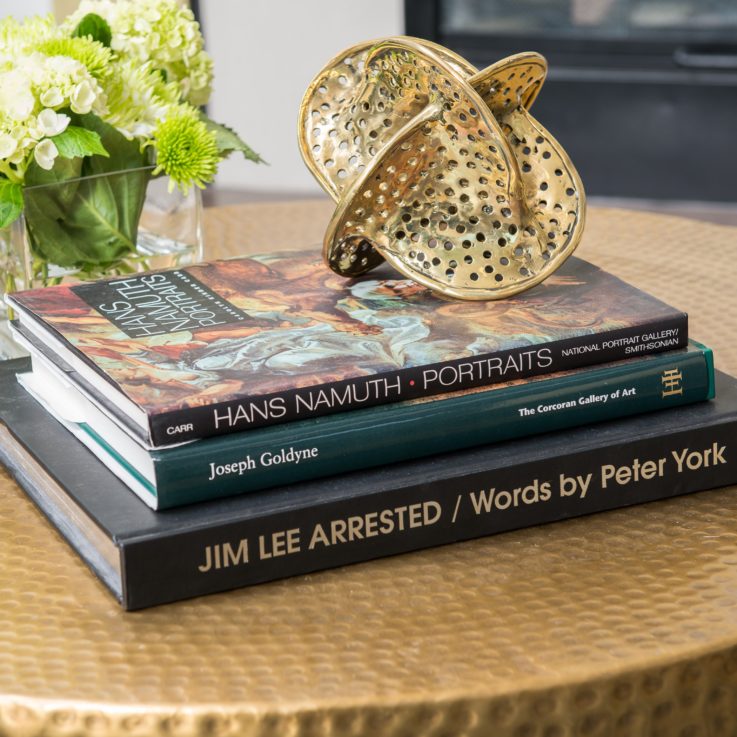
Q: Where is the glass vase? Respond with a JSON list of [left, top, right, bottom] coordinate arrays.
[[0, 168, 203, 358]]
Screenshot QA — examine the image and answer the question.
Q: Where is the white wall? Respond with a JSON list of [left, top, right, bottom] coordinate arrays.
[[0, 0, 53, 18], [201, 0, 404, 195]]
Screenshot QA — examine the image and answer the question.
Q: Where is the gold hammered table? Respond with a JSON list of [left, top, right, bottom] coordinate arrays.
[[2, 201, 737, 737]]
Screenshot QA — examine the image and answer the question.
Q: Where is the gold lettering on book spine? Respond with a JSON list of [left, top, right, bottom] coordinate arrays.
[[662, 368, 684, 397], [299, 37, 586, 300]]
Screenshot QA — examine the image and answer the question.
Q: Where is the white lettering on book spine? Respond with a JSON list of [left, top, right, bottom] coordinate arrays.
[[294, 376, 403, 415], [422, 348, 553, 391], [207, 447, 320, 481], [213, 396, 287, 429]]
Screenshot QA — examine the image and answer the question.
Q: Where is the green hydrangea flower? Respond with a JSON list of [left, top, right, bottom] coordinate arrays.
[[66, 0, 213, 105], [0, 0, 258, 195], [152, 107, 219, 193], [0, 50, 107, 179]]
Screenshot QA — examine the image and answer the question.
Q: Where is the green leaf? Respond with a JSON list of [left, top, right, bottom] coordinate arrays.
[[75, 113, 150, 173], [79, 114, 151, 243], [25, 156, 83, 213], [200, 113, 265, 163], [52, 126, 109, 160], [0, 179, 23, 229], [23, 116, 151, 269], [72, 13, 112, 47]]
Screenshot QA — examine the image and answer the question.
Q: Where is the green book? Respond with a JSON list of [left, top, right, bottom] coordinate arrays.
[[18, 342, 714, 509]]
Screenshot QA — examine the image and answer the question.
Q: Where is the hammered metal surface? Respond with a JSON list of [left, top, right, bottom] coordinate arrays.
[[299, 37, 585, 299], [2, 204, 737, 736], [300, 38, 477, 201]]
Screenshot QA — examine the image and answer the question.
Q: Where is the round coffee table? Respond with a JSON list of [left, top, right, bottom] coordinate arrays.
[[2, 201, 737, 737]]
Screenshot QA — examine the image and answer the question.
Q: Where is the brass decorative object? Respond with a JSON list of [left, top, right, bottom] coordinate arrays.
[[299, 37, 586, 300]]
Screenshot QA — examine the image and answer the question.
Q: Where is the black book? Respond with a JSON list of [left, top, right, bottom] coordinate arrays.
[[1, 358, 735, 610]]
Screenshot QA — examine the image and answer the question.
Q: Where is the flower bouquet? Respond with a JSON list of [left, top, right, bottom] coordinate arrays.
[[0, 0, 260, 299]]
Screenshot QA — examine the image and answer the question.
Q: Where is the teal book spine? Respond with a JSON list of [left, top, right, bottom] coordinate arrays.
[[151, 345, 714, 508]]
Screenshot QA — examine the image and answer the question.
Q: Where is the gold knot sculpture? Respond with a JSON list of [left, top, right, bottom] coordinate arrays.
[[298, 37, 586, 300]]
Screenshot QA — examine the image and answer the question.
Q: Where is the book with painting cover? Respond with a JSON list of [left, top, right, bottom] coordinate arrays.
[[15, 336, 714, 509], [6, 249, 688, 448], [0, 357, 733, 610]]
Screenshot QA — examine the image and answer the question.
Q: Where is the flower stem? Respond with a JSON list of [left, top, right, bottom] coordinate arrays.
[[4, 272, 16, 320]]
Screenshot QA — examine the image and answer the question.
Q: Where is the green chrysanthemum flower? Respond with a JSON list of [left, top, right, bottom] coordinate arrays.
[[0, 14, 55, 58], [36, 36, 113, 79], [104, 60, 178, 139], [152, 108, 218, 193]]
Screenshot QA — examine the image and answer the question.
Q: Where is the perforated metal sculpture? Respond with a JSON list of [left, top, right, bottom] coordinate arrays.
[[299, 37, 586, 300]]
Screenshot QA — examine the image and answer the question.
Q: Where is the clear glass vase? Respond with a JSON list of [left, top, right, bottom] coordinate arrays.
[[0, 167, 204, 358]]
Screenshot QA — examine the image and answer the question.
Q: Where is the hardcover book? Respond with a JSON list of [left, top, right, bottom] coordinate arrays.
[[6, 249, 688, 447], [16, 340, 714, 509], [1, 359, 734, 611]]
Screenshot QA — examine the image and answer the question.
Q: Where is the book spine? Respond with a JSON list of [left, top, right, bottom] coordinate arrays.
[[152, 345, 710, 508], [148, 313, 688, 445], [124, 414, 736, 609]]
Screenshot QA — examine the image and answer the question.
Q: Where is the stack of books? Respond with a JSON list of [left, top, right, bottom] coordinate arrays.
[[2, 248, 736, 609]]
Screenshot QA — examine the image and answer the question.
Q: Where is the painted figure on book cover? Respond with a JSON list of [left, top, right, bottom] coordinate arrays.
[[12, 250, 682, 414]]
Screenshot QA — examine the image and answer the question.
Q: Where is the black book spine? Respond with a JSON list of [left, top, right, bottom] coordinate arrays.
[[148, 314, 688, 445], [123, 408, 730, 610]]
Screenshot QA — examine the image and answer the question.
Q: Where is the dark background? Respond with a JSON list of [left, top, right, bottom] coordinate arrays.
[[405, 0, 737, 203]]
